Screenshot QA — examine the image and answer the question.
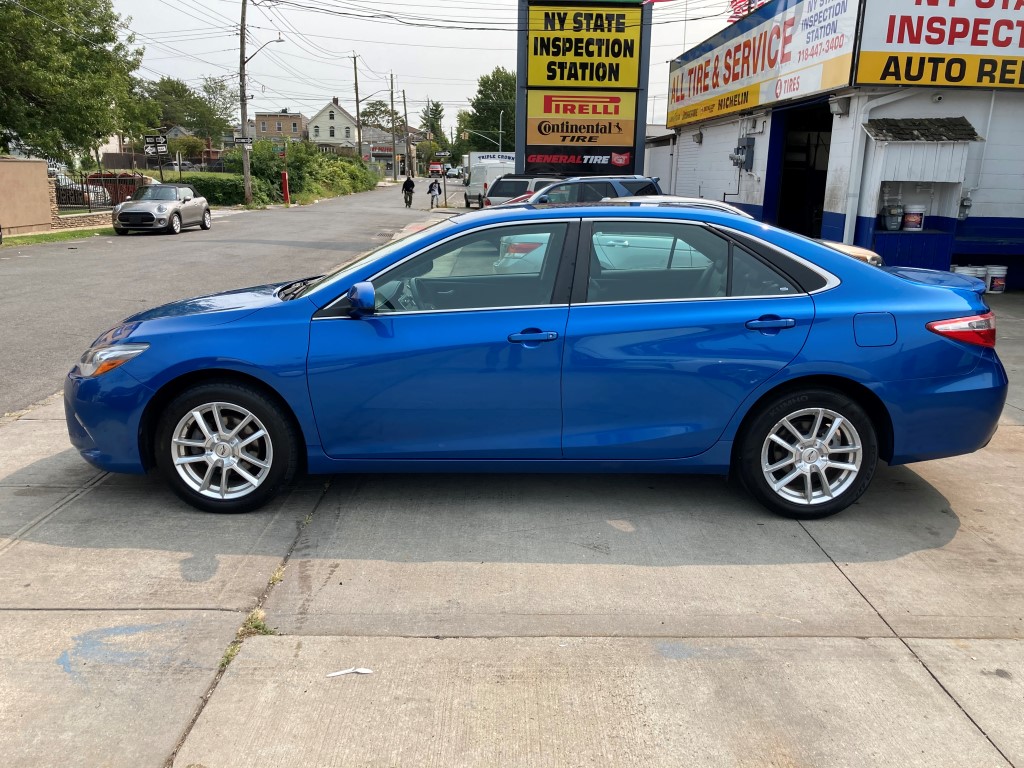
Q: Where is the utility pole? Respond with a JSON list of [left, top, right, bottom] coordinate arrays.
[[239, 0, 252, 204], [352, 54, 362, 163], [389, 72, 398, 181], [402, 89, 411, 177]]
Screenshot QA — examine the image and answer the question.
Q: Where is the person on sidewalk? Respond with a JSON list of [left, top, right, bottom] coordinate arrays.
[[428, 178, 442, 209]]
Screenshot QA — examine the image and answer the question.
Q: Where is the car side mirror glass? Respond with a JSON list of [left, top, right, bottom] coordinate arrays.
[[124, 194, 131, 200], [537, 195, 550, 204], [347, 281, 376, 318]]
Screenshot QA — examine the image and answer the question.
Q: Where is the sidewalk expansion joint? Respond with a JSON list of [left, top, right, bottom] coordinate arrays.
[[163, 479, 331, 768], [799, 520, 1017, 767], [0, 473, 108, 557]]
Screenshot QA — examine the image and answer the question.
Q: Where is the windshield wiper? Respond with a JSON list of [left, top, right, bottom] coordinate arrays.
[[277, 276, 322, 301]]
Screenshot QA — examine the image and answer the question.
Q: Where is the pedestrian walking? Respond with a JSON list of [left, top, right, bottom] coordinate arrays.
[[428, 178, 442, 209]]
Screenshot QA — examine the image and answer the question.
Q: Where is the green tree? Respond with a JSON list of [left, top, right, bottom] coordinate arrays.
[[466, 67, 516, 152], [144, 77, 232, 145], [419, 100, 448, 149], [360, 100, 402, 132], [416, 139, 440, 174], [200, 77, 238, 125], [0, 0, 143, 160], [168, 136, 206, 162]]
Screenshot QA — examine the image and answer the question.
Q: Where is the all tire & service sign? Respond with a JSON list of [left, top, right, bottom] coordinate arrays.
[[856, 0, 1024, 88], [667, 0, 858, 128], [518, 0, 651, 175]]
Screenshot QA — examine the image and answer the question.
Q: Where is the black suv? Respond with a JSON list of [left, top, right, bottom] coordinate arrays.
[[529, 175, 662, 203]]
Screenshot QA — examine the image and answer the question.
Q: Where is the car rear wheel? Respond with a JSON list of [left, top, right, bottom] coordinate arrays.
[[168, 213, 182, 235], [200, 209, 212, 230], [738, 388, 878, 519], [154, 382, 299, 513], [464, 195, 470, 209]]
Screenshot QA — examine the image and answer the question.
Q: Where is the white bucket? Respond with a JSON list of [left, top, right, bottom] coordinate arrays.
[[986, 265, 1008, 294], [902, 205, 926, 231]]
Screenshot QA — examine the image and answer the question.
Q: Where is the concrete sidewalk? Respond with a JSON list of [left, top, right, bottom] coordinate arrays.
[[0, 295, 1021, 767]]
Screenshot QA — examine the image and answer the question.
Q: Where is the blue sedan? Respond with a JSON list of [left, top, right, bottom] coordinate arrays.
[[65, 203, 1008, 517]]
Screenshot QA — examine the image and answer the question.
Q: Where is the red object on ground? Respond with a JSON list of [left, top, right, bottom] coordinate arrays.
[[281, 171, 290, 205]]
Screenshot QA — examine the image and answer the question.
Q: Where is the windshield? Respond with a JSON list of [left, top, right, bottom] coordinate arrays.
[[133, 186, 177, 201], [293, 218, 455, 299]]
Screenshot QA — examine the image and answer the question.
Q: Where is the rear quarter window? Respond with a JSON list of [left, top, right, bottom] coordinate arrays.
[[622, 181, 659, 195], [488, 179, 529, 197]]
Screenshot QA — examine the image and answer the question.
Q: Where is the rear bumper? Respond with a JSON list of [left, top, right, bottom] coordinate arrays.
[[883, 350, 1009, 465]]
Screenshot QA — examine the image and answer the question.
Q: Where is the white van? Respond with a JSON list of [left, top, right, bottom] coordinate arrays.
[[464, 161, 515, 208]]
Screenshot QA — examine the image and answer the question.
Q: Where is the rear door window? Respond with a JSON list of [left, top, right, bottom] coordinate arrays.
[[622, 181, 659, 195]]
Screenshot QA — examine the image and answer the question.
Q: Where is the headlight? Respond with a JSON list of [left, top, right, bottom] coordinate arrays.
[[77, 343, 149, 377], [156, 204, 168, 213], [114, 203, 123, 213]]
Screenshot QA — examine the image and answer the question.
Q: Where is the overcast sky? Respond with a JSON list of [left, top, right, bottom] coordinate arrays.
[[111, 0, 732, 133]]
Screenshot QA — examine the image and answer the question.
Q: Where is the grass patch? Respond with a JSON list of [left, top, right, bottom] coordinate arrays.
[[219, 643, 241, 670], [238, 608, 276, 639], [2, 227, 115, 247], [269, 565, 286, 586]]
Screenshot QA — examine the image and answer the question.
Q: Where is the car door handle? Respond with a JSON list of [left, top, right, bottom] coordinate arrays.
[[508, 330, 559, 343], [745, 317, 796, 330]]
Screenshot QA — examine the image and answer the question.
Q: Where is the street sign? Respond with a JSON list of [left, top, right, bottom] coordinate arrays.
[[434, 151, 451, 157], [144, 135, 167, 146], [144, 145, 155, 156], [236, 137, 254, 145], [157, 145, 168, 154]]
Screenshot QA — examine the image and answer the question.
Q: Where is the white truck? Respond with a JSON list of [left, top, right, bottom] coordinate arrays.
[[463, 152, 516, 209]]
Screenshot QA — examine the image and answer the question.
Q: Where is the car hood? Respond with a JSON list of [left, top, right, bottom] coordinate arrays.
[[118, 199, 177, 212], [123, 283, 284, 323]]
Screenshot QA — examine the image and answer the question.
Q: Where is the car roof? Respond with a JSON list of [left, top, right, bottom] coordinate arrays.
[[606, 196, 753, 217], [453, 201, 750, 223]]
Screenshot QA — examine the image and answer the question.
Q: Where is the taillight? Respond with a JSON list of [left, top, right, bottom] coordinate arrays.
[[483, 182, 488, 192], [926, 312, 996, 347], [506, 241, 542, 254], [483, 198, 491, 206]]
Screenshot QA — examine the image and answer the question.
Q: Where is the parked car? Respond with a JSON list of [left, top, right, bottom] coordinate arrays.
[[446, 167, 461, 178], [161, 161, 194, 171], [428, 162, 444, 177], [524, 175, 663, 204], [66, 203, 1006, 518], [112, 183, 211, 235], [54, 174, 112, 207], [483, 174, 563, 207]]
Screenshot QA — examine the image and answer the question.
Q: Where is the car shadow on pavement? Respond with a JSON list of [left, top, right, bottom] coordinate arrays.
[[0, 447, 958, 571]]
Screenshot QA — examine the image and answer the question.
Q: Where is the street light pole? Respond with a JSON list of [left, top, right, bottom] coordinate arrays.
[[499, 110, 504, 152], [389, 72, 398, 182], [238, 2, 282, 204], [352, 54, 361, 162]]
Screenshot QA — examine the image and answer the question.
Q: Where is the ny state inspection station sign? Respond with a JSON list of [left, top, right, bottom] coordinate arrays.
[[518, 0, 651, 176]]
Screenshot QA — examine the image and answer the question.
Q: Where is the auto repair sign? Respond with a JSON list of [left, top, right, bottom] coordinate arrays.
[[856, 0, 1024, 88], [527, 5, 643, 88], [667, 0, 858, 128]]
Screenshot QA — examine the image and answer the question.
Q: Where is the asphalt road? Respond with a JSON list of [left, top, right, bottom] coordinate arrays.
[[0, 182, 443, 415]]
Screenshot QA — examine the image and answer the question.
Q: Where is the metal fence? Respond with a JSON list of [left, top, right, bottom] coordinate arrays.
[[53, 172, 146, 214]]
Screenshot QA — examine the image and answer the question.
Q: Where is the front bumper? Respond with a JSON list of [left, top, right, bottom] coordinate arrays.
[[64, 367, 154, 474], [113, 211, 170, 230]]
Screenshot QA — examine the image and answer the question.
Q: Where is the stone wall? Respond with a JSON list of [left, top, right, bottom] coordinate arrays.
[[48, 178, 113, 230]]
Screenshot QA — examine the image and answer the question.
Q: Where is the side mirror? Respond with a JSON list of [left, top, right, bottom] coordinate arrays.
[[347, 281, 375, 318], [537, 195, 550, 204], [183, 196, 192, 203], [124, 194, 132, 201]]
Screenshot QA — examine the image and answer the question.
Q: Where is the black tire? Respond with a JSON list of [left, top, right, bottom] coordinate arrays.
[[167, 213, 182, 235], [199, 209, 212, 230], [464, 195, 470, 209], [153, 382, 299, 513], [737, 388, 878, 519]]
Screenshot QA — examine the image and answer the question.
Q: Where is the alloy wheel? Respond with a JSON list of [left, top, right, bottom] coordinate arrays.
[[760, 407, 862, 506], [169, 401, 274, 500]]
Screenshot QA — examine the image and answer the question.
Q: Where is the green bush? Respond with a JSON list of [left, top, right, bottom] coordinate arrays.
[[222, 142, 378, 202], [177, 173, 275, 206]]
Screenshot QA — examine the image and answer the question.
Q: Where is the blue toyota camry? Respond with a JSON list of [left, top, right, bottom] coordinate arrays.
[[64, 203, 1008, 518]]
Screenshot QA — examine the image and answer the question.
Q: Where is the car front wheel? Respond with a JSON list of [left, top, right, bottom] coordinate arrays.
[[200, 209, 212, 230], [737, 388, 878, 519], [168, 213, 182, 235], [154, 382, 299, 513]]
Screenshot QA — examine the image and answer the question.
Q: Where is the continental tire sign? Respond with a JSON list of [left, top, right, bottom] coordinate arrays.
[[526, 91, 637, 146], [520, 0, 650, 176]]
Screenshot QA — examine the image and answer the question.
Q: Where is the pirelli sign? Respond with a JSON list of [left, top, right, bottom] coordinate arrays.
[[519, 0, 650, 176], [526, 92, 637, 147]]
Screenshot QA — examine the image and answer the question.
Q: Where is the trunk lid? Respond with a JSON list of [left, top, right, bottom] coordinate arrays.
[[883, 266, 987, 300]]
